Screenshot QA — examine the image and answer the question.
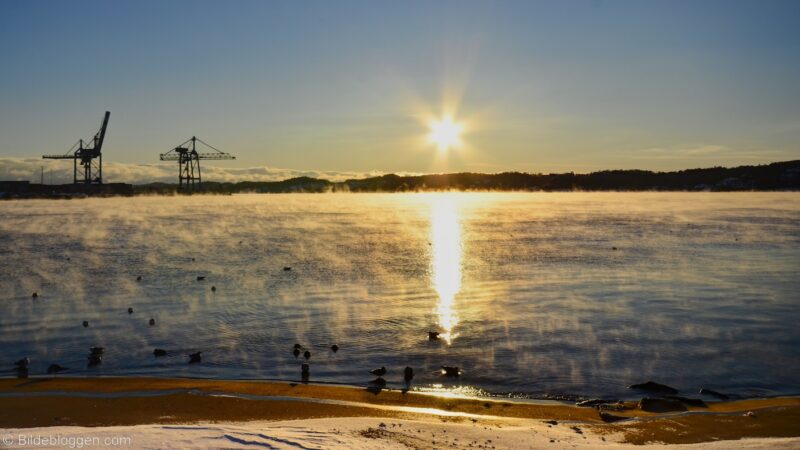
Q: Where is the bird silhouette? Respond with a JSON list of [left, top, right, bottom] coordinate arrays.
[[14, 357, 30, 369], [189, 352, 202, 363], [404, 366, 414, 382], [441, 366, 460, 377], [369, 366, 387, 377], [47, 364, 68, 374]]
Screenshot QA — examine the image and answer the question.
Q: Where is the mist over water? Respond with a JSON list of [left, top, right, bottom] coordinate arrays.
[[1, 193, 798, 400]]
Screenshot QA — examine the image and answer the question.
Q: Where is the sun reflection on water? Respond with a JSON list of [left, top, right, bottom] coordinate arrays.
[[430, 196, 463, 344]]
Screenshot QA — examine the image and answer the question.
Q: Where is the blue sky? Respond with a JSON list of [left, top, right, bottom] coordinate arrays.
[[1, 0, 798, 182]]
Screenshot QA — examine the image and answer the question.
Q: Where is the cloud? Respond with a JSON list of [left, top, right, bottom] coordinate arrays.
[[0, 158, 387, 184]]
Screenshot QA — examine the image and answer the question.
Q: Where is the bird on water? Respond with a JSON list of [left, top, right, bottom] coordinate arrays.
[[370, 366, 387, 377]]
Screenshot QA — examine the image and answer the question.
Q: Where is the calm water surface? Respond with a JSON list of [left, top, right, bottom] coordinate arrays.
[[0, 193, 798, 400]]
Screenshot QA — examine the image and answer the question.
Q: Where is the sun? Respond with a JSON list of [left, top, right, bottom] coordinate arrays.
[[428, 117, 463, 152]]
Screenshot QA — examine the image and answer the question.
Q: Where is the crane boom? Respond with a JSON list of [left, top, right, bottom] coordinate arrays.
[[42, 111, 110, 184]]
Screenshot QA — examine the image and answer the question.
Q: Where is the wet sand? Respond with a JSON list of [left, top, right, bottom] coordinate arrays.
[[1, 377, 799, 446]]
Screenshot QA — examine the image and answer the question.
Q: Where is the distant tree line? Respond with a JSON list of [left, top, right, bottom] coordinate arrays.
[[133, 160, 800, 194]]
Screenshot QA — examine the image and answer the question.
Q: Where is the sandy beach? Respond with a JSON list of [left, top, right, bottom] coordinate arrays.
[[1, 377, 799, 448]]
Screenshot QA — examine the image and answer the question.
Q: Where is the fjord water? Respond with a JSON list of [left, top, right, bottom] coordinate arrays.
[[1, 193, 798, 400]]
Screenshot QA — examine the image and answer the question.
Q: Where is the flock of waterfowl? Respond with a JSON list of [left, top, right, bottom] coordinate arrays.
[[16, 269, 462, 388]]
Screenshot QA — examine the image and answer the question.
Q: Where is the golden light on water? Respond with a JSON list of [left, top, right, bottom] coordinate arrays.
[[430, 196, 463, 344]]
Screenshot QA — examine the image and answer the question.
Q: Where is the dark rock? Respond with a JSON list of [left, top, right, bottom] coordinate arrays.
[[667, 396, 707, 407], [294, 343, 303, 350], [369, 366, 387, 377], [31, 292, 38, 298], [428, 331, 440, 340], [699, 388, 730, 400], [331, 344, 339, 353], [599, 411, 627, 423], [638, 397, 687, 413], [83, 321, 89, 327], [149, 318, 156, 326], [293, 348, 300, 357], [89, 347, 104, 355], [153, 349, 167, 357], [136, 276, 142, 281], [211, 286, 216, 292], [283, 267, 291, 271], [196, 276, 205, 281], [87, 354, 102, 366], [128, 307, 133, 314], [303, 350, 311, 359], [543, 420, 558, 425], [628, 381, 678, 394]]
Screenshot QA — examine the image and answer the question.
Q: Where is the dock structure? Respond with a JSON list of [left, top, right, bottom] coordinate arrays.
[[159, 136, 235, 191], [42, 111, 110, 184]]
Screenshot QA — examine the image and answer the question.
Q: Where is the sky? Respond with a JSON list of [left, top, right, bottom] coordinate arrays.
[[1, 0, 799, 184]]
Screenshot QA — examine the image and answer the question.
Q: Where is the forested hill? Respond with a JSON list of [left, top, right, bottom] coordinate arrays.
[[135, 160, 800, 193]]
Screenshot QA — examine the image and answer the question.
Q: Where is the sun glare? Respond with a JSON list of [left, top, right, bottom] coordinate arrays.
[[428, 117, 463, 152]]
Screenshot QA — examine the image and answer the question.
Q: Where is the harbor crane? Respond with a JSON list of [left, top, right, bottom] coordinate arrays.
[[42, 111, 110, 184], [159, 136, 235, 190]]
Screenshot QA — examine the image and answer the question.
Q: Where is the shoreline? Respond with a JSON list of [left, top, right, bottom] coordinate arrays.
[[2, 377, 799, 446]]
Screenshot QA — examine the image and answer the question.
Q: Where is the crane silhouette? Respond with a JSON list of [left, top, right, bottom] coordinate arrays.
[[42, 111, 110, 184], [160, 136, 235, 191]]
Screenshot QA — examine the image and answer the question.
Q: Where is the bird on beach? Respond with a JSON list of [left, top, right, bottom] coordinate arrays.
[[31, 292, 38, 298], [283, 267, 292, 271], [196, 276, 206, 281], [370, 366, 387, 377], [149, 318, 156, 326], [14, 357, 30, 369], [189, 352, 202, 363], [154, 349, 167, 357], [136, 276, 142, 281], [128, 307, 134, 314], [47, 364, 68, 374]]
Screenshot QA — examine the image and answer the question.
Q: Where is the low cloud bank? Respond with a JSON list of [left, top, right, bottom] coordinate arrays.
[[0, 158, 385, 184]]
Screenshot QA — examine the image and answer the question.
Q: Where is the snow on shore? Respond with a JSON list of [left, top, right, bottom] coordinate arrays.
[[3, 417, 799, 449]]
